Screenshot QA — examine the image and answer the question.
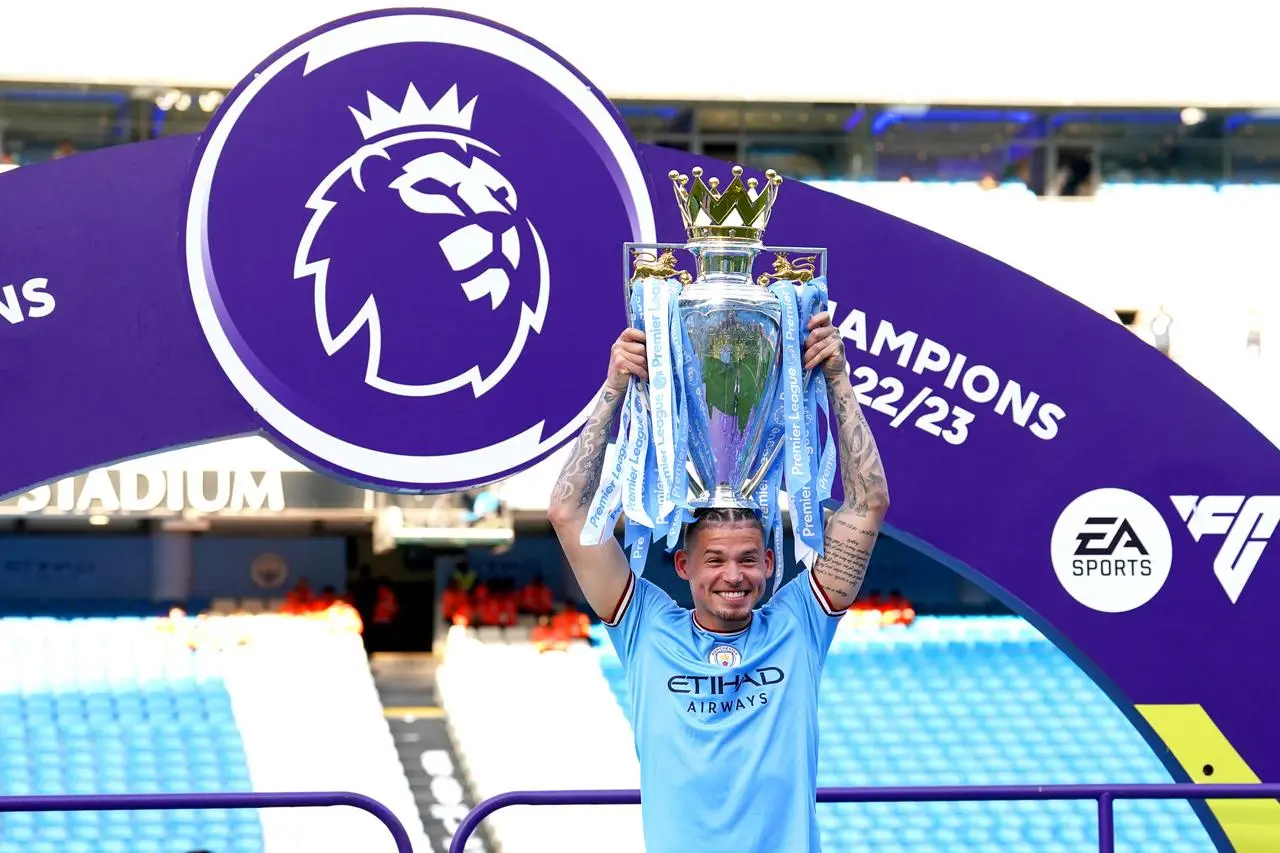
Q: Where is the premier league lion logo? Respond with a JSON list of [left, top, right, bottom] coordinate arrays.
[[294, 83, 550, 398]]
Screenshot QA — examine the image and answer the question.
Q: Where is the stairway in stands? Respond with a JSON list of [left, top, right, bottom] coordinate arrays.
[[437, 626, 645, 853], [371, 654, 489, 853]]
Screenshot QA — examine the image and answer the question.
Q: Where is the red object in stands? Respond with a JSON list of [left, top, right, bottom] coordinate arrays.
[[520, 583, 555, 616]]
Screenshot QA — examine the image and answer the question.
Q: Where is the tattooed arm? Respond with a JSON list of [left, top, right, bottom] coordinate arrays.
[[547, 329, 648, 621], [802, 313, 889, 613]]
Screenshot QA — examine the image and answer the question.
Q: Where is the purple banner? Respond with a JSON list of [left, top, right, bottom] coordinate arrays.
[[0, 8, 1275, 845]]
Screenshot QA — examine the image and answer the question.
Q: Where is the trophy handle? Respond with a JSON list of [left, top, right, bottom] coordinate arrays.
[[685, 461, 706, 500]]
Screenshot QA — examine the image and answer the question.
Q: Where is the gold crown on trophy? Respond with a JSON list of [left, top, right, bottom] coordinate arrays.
[[669, 165, 783, 242]]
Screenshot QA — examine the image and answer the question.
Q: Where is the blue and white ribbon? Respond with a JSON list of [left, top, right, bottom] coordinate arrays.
[[644, 279, 678, 522], [668, 290, 689, 524], [755, 377, 789, 592], [580, 437, 624, 549], [580, 277, 687, 554], [620, 377, 651, 528], [770, 278, 832, 569], [806, 280, 838, 506], [580, 273, 839, 587]]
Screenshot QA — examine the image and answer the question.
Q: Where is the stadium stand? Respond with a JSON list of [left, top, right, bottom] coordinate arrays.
[[5, 70, 1280, 853], [0, 616, 261, 853], [809, 617, 1217, 853], [0, 612, 428, 853], [213, 612, 427, 853], [814, 180, 1280, 451], [439, 612, 1218, 852], [438, 625, 645, 853]]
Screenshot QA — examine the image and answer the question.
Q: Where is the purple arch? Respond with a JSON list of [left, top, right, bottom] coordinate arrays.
[[0, 11, 1276, 850]]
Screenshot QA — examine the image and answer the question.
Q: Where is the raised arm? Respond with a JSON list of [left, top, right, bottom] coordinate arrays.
[[547, 328, 648, 621], [803, 312, 890, 612]]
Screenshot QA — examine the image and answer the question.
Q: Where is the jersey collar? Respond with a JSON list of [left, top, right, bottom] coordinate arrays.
[[692, 611, 752, 638]]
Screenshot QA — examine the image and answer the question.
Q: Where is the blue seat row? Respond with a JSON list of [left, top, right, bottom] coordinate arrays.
[[0, 618, 262, 851]]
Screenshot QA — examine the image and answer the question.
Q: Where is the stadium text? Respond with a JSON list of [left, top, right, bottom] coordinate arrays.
[[1070, 515, 1152, 577], [827, 302, 1067, 445], [15, 469, 286, 515], [0, 277, 55, 325], [2, 558, 94, 578]]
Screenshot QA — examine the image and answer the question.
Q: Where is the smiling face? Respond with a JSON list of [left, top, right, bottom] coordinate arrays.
[[674, 509, 773, 633]]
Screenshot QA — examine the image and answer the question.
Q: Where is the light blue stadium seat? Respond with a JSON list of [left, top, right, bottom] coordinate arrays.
[[0, 617, 262, 851], [69, 820, 101, 839], [19, 842, 61, 853], [1, 825, 35, 845]]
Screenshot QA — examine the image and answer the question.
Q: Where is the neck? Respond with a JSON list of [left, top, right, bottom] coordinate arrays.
[[694, 607, 751, 634], [688, 242, 761, 285]]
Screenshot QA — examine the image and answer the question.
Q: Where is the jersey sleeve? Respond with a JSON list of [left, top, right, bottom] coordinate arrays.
[[769, 568, 848, 666], [602, 572, 678, 669]]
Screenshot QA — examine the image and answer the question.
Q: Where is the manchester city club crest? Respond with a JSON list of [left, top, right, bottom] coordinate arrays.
[[183, 9, 656, 492], [708, 645, 742, 668]]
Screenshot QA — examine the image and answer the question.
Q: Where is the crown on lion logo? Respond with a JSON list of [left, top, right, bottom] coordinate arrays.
[[349, 83, 478, 140], [669, 165, 783, 242]]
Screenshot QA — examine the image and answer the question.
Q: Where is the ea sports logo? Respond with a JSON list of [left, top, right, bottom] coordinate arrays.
[[1050, 488, 1173, 613], [183, 9, 656, 492]]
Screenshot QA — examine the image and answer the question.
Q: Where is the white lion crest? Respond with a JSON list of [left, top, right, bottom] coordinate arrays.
[[293, 83, 549, 398]]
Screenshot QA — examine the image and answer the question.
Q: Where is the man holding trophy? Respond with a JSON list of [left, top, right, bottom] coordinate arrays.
[[548, 165, 889, 852]]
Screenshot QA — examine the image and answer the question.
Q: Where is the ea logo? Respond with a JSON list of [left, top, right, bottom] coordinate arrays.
[[1050, 488, 1173, 613], [184, 9, 656, 491], [708, 645, 742, 668]]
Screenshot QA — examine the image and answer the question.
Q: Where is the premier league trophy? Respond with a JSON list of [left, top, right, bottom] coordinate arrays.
[[667, 165, 809, 509], [583, 164, 833, 577]]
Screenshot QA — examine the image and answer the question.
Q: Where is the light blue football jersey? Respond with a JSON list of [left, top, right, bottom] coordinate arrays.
[[604, 568, 846, 853]]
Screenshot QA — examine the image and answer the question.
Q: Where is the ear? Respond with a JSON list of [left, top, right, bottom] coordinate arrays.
[[674, 549, 690, 580], [764, 548, 775, 579]]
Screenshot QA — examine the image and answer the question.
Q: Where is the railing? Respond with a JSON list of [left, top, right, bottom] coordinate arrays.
[[449, 783, 1280, 853], [0, 784, 1270, 851], [0, 791, 414, 853]]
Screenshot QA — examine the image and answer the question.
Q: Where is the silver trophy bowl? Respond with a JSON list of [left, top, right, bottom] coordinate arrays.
[[679, 241, 781, 509]]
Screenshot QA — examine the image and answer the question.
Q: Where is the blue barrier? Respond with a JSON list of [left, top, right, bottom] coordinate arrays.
[[448, 783, 1280, 853], [0, 791, 414, 853]]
